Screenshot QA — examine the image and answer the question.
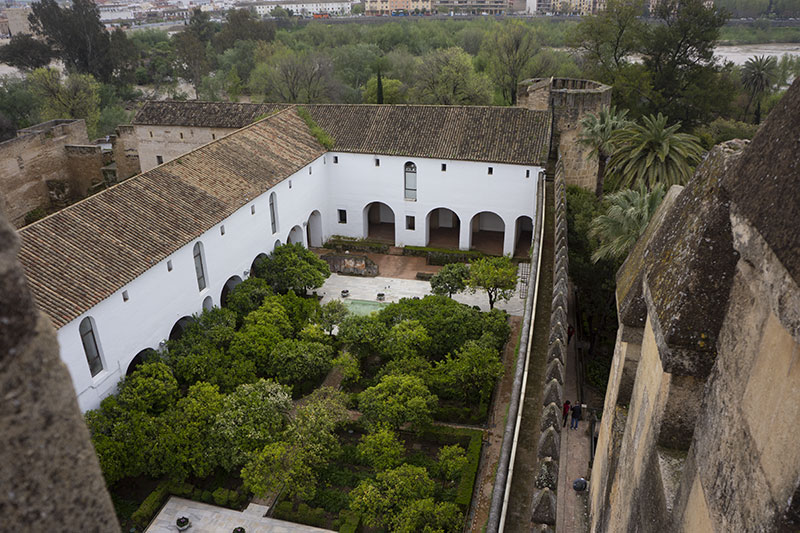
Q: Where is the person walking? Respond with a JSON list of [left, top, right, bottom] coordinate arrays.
[[570, 402, 582, 430], [562, 400, 571, 427]]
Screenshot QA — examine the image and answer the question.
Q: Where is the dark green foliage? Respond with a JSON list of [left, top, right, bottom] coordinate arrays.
[[324, 236, 390, 254], [224, 277, 273, 325], [297, 106, 335, 149], [359, 374, 437, 431], [311, 488, 351, 514], [337, 510, 361, 533], [435, 338, 503, 404], [24, 208, 47, 225], [338, 314, 388, 359], [403, 245, 484, 265], [430, 262, 469, 297], [376, 295, 505, 361], [252, 243, 331, 295], [268, 338, 333, 386], [130, 482, 169, 529], [117, 362, 179, 415], [212, 487, 230, 506], [275, 291, 321, 335], [0, 34, 55, 71]]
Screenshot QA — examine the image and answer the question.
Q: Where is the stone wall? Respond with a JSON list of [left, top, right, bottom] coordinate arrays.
[[589, 79, 800, 532], [0, 120, 88, 227], [112, 124, 142, 180], [528, 157, 569, 530], [323, 253, 379, 276], [518, 78, 612, 193], [0, 207, 120, 531], [65, 144, 105, 197]]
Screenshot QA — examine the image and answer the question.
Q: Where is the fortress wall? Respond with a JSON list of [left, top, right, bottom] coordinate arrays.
[[0, 120, 88, 227]]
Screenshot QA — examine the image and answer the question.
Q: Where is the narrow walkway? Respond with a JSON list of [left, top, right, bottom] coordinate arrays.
[[556, 285, 591, 533]]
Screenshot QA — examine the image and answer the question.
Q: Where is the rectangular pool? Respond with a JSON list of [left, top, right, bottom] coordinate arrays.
[[342, 298, 389, 316]]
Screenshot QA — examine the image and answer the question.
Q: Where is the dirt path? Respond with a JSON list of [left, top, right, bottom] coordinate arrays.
[[468, 315, 523, 532]]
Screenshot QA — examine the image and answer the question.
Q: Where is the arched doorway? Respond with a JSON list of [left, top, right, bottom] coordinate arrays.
[[202, 295, 214, 311], [363, 202, 395, 245], [273, 239, 282, 251], [251, 253, 268, 274], [426, 208, 460, 249], [169, 316, 194, 341], [126, 348, 157, 376], [514, 216, 534, 258], [288, 225, 305, 246], [307, 210, 323, 248], [221, 275, 243, 307], [470, 212, 505, 255]]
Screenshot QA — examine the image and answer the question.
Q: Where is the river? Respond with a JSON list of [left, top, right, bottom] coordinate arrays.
[[715, 42, 800, 64]]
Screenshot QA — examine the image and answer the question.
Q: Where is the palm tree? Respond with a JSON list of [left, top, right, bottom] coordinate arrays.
[[607, 113, 704, 191], [577, 105, 630, 198], [741, 55, 778, 124], [589, 184, 666, 263]]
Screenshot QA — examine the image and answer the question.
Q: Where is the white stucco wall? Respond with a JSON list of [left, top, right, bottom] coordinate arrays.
[[57, 151, 540, 411]]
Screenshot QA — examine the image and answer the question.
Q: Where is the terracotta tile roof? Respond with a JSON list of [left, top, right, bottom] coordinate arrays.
[[307, 104, 551, 166], [135, 102, 552, 166], [134, 101, 291, 128], [18, 108, 325, 329]]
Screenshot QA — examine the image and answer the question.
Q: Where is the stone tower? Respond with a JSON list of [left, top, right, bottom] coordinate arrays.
[[517, 77, 612, 192]]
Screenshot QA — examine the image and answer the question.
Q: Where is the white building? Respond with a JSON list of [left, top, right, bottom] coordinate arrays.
[[17, 102, 550, 412], [241, 0, 352, 16]]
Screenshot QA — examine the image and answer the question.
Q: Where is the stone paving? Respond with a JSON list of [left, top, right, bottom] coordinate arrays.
[[145, 497, 332, 533], [317, 273, 527, 316]]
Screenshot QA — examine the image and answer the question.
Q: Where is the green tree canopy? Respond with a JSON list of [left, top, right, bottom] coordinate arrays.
[[316, 299, 349, 335], [357, 426, 406, 471], [268, 339, 333, 385], [467, 256, 517, 310], [589, 184, 666, 263], [362, 75, 407, 104], [338, 314, 389, 358], [381, 320, 432, 361], [117, 361, 179, 415], [413, 47, 491, 105], [741, 54, 778, 123], [224, 277, 273, 326], [429, 262, 469, 298], [485, 21, 537, 105], [350, 464, 436, 529], [607, 113, 705, 190], [252, 243, 331, 294], [577, 105, 631, 197], [436, 444, 468, 488], [359, 374, 437, 431], [0, 34, 55, 71], [28, 68, 100, 137], [435, 338, 503, 403]]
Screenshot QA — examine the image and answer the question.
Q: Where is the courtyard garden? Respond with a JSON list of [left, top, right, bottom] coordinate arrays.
[[85, 243, 515, 531]]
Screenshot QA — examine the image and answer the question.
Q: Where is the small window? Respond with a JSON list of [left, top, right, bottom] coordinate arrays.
[[406, 216, 415, 230], [441, 163, 447, 171], [149, 131, 153, 138], [333, 156, 339, 164], [526, 169, 530, 178], [488, 167, 493, 175], [375, 158, 380, 167], [251, 205, 256, 215], [309, 167, 312, 174], [167, 260, 173, 272], [212, 133, 216, 140], [179, 132, 183, 139], [338, 209, 347, 224], [122, 290, 129, 302], [220, 225, 226, 235], [156, 155, 163, 165], [270, 192, 279, 233], [193, 242, 207, 292], [289, 180, 292, 189]]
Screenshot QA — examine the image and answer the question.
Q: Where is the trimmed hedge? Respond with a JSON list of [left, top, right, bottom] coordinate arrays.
[[338, 510, 361, 533], [324, 236, 390, 254], [130, 482, 169, 529], [403, 246, 485, 265], [273, 501, 328, 528], [420, 426, 483, 509]]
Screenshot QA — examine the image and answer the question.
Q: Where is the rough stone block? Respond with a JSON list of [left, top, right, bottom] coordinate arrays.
[[535, 457, 559, 490], [547, 340, 565, 365], [542, 379, 563, 407], [531, 488, 557, 525], [546, 358, 565, 385], [541, 402, 562, 432], [538, 426, 560, 459]]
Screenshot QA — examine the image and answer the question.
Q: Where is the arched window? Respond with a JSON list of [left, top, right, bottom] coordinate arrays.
[[269, 192, 279, 234], [79, 317, 103, 377], [404, 162, 417, 200], [193, 242, 207, 291]]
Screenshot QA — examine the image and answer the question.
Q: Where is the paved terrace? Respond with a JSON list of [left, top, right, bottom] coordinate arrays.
[[146, 497, 331, 532], [318, 272, 527, 316]]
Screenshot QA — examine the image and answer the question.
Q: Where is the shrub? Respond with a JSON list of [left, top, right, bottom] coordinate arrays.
[[212, 487, 230, 506], [24, 207, 47, 225], [130, 482, 169, 529], [192, 488, 203, 502], [273, 501, 293, 520], [168, 481, 194, 497], [338, 510, 360, 533], [403, 246, 484, 265], [201, 490, 213, 503]]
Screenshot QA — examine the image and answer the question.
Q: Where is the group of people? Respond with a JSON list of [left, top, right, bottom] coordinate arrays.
[[562, 399, 582, 430]]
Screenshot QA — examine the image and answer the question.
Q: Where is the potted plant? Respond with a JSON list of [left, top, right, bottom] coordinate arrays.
[[176, 516, 191, 531], [233, 528, 246, 533]]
